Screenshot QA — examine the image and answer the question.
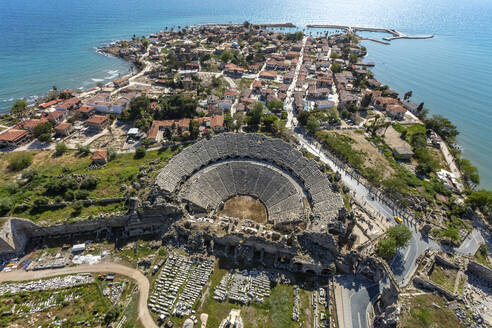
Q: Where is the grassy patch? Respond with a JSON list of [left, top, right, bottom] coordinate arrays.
[[474, 244, 491, 268], [316, 131, 365, 170], [399, 294, 463, 328], [0, 148, 175, 223], [234, 78, 254, 92], [429, 265, 458, 291]]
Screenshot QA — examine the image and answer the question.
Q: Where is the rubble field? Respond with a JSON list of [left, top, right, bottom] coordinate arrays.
[[0, 274, 124, 327]]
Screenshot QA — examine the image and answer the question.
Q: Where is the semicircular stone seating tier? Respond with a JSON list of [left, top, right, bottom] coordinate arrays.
[[155, 133, 344, 221], [179, 160, 306, 224]]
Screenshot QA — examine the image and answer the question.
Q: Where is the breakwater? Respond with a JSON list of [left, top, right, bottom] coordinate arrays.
[[306, 24, 434, 41]]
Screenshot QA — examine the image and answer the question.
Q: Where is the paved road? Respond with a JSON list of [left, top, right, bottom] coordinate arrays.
[[0, 263, 157, 328], [295, 131, 438, 285], [439, 141, 464, 191], [457, 224, 486, 256], [336, 275, 380, 328], [285, 36, 307, 129]]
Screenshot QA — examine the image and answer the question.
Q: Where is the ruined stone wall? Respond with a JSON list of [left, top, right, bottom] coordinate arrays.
[[467, 261, 492, 284], [413, 276, 457, 300]]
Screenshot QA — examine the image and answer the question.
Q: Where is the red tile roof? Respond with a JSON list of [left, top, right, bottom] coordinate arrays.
[[20, 118, 48, 130], [78, 104, 95, 113], [91, 149, 108, 160], [0, 129, 28, 142], [86, 115, 109, 125], [47, 110, 65, 122], [55, 122, 72, 131], [39, 99, 62, 109]]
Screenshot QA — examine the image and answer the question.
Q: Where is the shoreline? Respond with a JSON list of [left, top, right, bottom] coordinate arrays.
[[0, 22, 487, 188]]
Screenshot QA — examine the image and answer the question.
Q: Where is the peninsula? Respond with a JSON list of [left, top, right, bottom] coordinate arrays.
[[0, 22, 490, 328]]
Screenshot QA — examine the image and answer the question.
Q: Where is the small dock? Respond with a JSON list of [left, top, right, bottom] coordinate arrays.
[[306, 24, 433, 42]]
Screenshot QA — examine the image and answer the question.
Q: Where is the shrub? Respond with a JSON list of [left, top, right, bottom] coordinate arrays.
[[72, 200, 84, 213], [38, 133, 52, 143], [74, 189, 89, 200], [33, 196, 50, 208], [0, 198, 13, 215], [134, 146, 146, 159], [8, 152, 33, 171], [6, 182, 19, 194], [107, 147, 117, 161], [77, 144, 91, 155], [55, 142, 68, 154], [80, 176, 98, 190], [64, 190, 75, 201]]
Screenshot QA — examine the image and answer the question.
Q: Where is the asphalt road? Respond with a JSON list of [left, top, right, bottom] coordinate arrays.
[[0, 263, 157, 328], [336, 275, 380, 328], [295, 132, 439, 285]]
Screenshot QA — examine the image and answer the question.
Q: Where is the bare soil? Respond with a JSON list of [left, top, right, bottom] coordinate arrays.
[[335, 130, 395, 179], [221, 195, 267, 223]]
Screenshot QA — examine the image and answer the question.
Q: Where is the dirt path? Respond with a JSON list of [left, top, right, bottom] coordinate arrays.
[[0, 263, 157, 328]]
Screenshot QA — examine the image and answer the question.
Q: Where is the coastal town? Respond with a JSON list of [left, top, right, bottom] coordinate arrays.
[[0, 22, 491, 328]]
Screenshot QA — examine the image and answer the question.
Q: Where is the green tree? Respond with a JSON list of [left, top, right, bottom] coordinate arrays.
[[360, 93, 372, 108], [77, 144, 91, 155], [386, 225, 412, 248], [377, 237, 397, 259], [135, 146, 146, 159], [0, 198, 13, 215], [224, 114, 234, 131], [331, 63, 342, 73], [249, 102, 264, 127], [404, 91, 413, 100], [107, 147, 117, 161], [459, 158, 480, 186], [141, 37, 150, 49], [306, 115, 320, 134], [272, 119, 286, 136], [424, 115, 459, 141], [348, 53, 358, 65], [267, 100, 284, 113], [10, 99, 29, 119], [32, 122, 53, 141], [189, 119, 200, 139]]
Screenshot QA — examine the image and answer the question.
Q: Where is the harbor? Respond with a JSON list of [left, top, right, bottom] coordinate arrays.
[[306, 24, 434, 41]]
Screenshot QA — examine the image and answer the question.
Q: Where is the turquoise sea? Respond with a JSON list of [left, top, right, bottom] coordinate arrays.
[[1, 0, 491, 188]]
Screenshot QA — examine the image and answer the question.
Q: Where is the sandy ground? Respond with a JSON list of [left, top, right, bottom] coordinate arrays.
[[221, 195, 267, 223]]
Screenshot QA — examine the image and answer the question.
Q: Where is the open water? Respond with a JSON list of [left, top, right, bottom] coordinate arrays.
[[0, 0, 491, 187]]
